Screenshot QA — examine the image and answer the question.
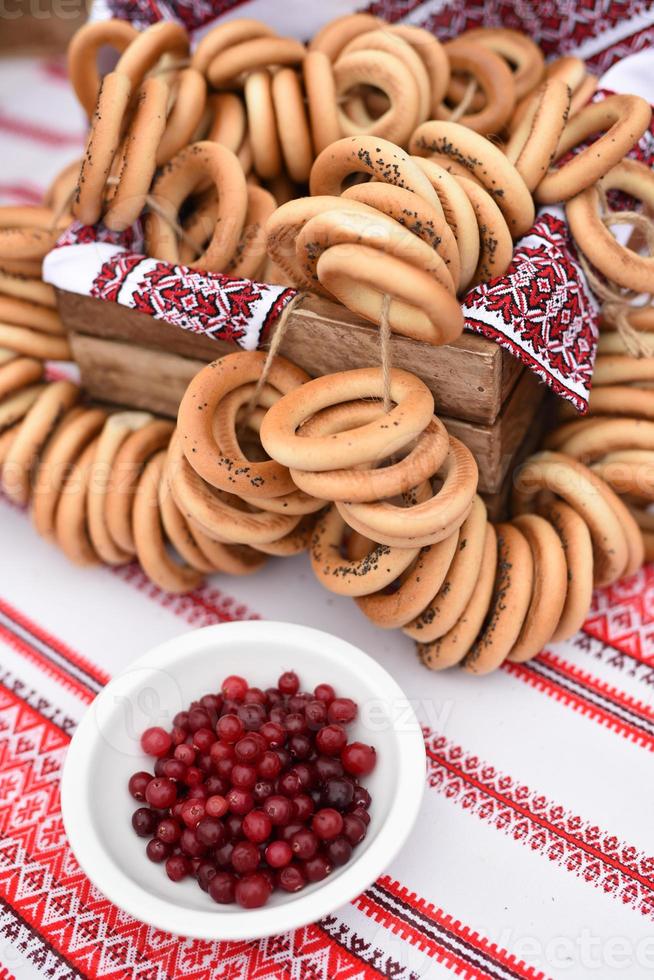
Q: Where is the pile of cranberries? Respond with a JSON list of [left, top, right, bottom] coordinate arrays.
[[128, 670, 376, 909]]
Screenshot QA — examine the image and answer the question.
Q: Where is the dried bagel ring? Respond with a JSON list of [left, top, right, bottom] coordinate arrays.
[[586, 388, 654, 421], [192, 18, 277, 74], [207, 37, 306, 88], [55, 437, 100, 567], [147, 141, 248, 272], [410, 121, 535, 238], [311, 506, 418, 597], [333, 50, 420, 147], [341, 182, 460, 289], [303, 52, 342, 154], [438, 39, 515, 135], [2, 380, 79, 506], [412, 157, 480, 292], [535, 94, 652, 205], [245, 70, 282, 180], [168, 430, 301, 546], [157, 68, 207, 166], [115, 21, 189, 92], [342, 30, 431, 125], [191, 527, 267, 576], [260, 367, 434, 472], [291, 402, 449, 503], [253, 514, 318, 556], [569, 73, 598, 115], [355, 530, 459, 629], [271, 68, 313, 184], [73, 72, 132, 227], [295, 207, 456, 296], [596, 474, 645, 576], [504, 78, 572, 192], [403, 494, 487, 642], [0, 424, 17, 466], [462, 522, 534, 675], [0, 357, 42, 399], [310, 135, 440, 208], [317, 244, 464, 345], [32, 407, 106, 541], [88, 412, 155, 566], [593, 353, 654, 387], [225, 185, 277, 280], [133, 451, 204, 594], [417, 522, 496, 670], [507, 514, 568, 663], [0, 271, 55, 309], [104, 418, 174, 554], [455, 175, 513, 286], [67, 18, 138, 117], [0, 324, 70, 361], [553, 417, 654, 462], [337, 436, 477, 548], [0, 206, 64, 262], [158, 476, 214, 574], [459, 28, 545, 101], [538, 500, 594, 642], [309, 13, 381, 60], [178, 351, 309, 497], [105, 77, 169, 232], [591, 450, 654, 499], [512, 451, 629, 587], [0, 299, 62, 337], [566, 159, 654, 294], [207, 93, 247, 153], [0, 384, 44, 432], [390, 25, 450, 113]]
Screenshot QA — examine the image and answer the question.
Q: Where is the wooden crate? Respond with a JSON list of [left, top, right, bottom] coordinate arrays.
[[58, 289, 547, 495]]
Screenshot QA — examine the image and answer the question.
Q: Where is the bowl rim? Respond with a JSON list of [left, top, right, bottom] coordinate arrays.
[[61, 620, 426, 940]]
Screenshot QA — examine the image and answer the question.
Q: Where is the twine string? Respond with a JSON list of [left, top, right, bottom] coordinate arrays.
[[449, 77, 478, 122], [244, 291, 305, 421]]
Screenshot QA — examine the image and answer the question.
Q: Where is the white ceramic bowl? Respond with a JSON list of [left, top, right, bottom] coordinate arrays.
[[61, 621, 426, 940]]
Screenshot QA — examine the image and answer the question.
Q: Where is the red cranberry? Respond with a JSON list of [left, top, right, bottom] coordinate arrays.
[[326, 836, 353, 867], [145, 777, 177, 809], [305, 700, 328, 729], [316, 724, 347, 756], [128, 771, 152, 801], [265, 687, 282, 704], [274, 748, 292, 770], [343, 813, 367, 845], [132, 808, 157, 837], [161, 758, 187, 781], [353, 786, 372, 809], [231, 840, 260, 874], [201, 693, 222, 713], [205, 795, 228, 818], [238, 703, 266, 731], [181, 799, 206, 829], [342, 742, 377, 777], [288, 695, 309, 714], [222, 675, 248, 701], [289, 734, 312, 759], [208, 870, 236, 904], [226, 787, 254, 815], [180, 828, 207, 858], [278, 771, 302, 797], [292, 763, 315, 789], [174, 744, 196, 766], [215, 758, 234, 781], [205, 775, 228, 796], [314, 683, 335, 704], [193, 727, 216, 753], [173, 710, 190, 729], [303, 854, 333, 883], [351, 805, 371, 826], [321, 777, 354, 811], [153, 756, 170, 777], [293, 794, 315, 822], [156, 817, 182, 844], [260, 721, 285, 747], [263, 795, 294, 826], [213, 841, 235, 867], [146, 838, 170, 863], [165, 854, 189, 881], [234, 735, 263, 764], [253, 779, 274, 801], [217, 713, 244, 743], [140, 727, 172, 758], [196, 817, 225, 847], [210, 740, 233, 763], [278, 822, 304, 843], [265, 840, 292, 868], [312, 808, 343, 840], [243, 809, 272, 844], [184, 766, 204, 787], [188, 707, 212, 732], [171, 726, 187, 746], [269, 706, 287, 725], [258, 751, 282, 779], [328, 698, 357, 724], [277, 864, 306, 893], [225, 814, 244, 839], [284, 713, 307, 735], [231, 763, 257, 789], [290, 828, 318, 860], [278, 671, 300, 696], [197, 861, 218, 892], [315, 756, 344, 781], [187, 784, 208, 800], [235, 872, 272, 909], [244, 687, 267, 705]]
